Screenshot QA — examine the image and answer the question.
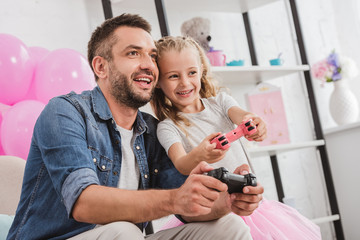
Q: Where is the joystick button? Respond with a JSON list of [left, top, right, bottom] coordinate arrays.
[[245, 121, 251, 127], [218, 136, 226, 141], [221, 141, 229, 146]]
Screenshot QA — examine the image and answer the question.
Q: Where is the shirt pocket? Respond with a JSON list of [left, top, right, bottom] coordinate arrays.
[[90, 150, 113, 185]]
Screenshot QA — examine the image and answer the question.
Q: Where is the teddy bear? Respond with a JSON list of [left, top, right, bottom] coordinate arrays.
[[181, 17, 212, 52]]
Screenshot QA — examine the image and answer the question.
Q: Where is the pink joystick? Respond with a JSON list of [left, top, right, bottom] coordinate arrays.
[[210, 119, 257, 150]]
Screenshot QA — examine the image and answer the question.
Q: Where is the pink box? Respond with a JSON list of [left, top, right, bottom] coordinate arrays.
[[247, 83, 290, 146]]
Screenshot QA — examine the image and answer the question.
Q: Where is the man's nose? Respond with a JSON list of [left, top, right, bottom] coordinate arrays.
[[140, 54, 157, 70]]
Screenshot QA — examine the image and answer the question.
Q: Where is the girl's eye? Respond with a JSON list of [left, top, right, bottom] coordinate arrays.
[[169, 74, 179, 79], [189, 71, 197, 76]]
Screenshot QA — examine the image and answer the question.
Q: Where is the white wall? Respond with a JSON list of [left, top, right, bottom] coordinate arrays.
[[0, 0, 104, 57], [1, 0, 359, 238]]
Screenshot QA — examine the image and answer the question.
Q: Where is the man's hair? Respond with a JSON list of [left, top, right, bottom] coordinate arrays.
[[151, 36, 219, 130], [87, 13, 152, 80]]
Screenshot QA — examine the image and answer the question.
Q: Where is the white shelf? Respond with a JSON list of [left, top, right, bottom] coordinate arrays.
[[311, 214, 340, 225], [239, 0, 281, 13], [248, 139, 325, 156], [323, 121, 360, 136], [111, 0, 280, 13], [212, 65, 310, 84]]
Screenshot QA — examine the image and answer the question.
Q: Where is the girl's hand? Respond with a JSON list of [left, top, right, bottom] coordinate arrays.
[[243, 114, 267, 142], [194, 132, 228, 164]]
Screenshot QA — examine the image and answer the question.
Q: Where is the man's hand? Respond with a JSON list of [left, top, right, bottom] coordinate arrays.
[[171, 161, 228, 217], [229, 164, 264, 216]]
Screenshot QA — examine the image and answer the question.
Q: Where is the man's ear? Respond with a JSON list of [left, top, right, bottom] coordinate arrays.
[[92, 56, 108, 79]]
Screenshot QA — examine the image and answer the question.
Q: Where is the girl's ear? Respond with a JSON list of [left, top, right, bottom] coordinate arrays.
[[92, 56, 108, 80]]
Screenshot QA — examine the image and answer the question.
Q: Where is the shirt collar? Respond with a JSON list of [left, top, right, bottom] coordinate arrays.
[[91, 86, 148, 134]]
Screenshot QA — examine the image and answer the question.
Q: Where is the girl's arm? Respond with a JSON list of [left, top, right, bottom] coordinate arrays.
[[228, 106, 267, 142], [168, 133, 228, 175]]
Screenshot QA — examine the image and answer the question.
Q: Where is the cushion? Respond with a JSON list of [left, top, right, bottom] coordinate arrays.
[[0, 214, 14, 240]]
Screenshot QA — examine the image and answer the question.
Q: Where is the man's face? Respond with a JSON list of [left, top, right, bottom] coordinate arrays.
[[107, 26, 158, 109]]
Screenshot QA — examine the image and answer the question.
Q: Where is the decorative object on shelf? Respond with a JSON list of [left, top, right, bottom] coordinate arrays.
[[312, 51, 359, 125], [226, 59, 245, 66], [269, 52, 284, 66], [206, 48, 226, 66], [181, 17, 212, 52], [246, 83, 290, 146], [329, 79, 359, 125]]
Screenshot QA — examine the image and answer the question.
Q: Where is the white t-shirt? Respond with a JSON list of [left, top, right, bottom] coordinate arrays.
[[157, 92, 248, 172], [117, 125, 140, 190]]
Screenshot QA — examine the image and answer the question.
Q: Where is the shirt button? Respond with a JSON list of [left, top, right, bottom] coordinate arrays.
[[144, 174, 148, 179], [115, 140, 120, 144], [93, 158, 97, 163], [101, 165, 106, 170], [154, 169, 158, 173], [113, 171, 118, 175], [136, 146, 140, 150]]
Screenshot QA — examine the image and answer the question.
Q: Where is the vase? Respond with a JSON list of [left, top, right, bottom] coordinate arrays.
[[329, 79, 360, 125]]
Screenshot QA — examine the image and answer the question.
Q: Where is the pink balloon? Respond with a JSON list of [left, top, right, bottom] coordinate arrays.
[[34, 48, 95, 103], [0, 103, 11, 155], [0, 114, 4, 155], [24, 46, 51, 100], [29, 46, 50, 63], [0, 34, 35, 105], [0, 100, 45, 160]]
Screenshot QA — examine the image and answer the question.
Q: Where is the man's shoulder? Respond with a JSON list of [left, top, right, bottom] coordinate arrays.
[[140, 111, 159, 125]]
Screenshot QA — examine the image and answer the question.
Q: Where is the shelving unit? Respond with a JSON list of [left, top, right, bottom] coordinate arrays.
[[101, 0, 344, 238], [248, 139, 325, 156], [212, 65, 310, 83]]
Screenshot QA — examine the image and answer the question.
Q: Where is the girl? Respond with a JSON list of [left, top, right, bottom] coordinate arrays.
[[151, 36, 321, 240]]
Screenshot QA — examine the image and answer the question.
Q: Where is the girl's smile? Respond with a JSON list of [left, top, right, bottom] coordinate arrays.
[[157, 47, 204, 113]]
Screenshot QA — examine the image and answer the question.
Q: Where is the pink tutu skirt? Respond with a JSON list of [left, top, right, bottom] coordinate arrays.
[[160, 199, 321, 240]]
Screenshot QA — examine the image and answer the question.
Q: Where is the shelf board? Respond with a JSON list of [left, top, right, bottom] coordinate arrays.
[[212, 65, 310, 83], [311, 214, 340, 224], [248, 139, 325, 156], [323, 121, 360, 136]]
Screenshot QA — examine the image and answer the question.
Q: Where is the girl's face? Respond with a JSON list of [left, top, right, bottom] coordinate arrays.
[[157, 47, 203, 113]]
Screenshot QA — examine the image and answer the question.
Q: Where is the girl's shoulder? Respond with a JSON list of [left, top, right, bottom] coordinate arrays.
[[205, 91, 235, 105]]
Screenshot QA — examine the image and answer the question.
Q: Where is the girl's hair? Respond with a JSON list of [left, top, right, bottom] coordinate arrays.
[[151, 36, 220, 128]]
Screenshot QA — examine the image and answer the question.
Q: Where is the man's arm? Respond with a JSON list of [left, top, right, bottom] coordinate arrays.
[[72, 162, 228, 224]]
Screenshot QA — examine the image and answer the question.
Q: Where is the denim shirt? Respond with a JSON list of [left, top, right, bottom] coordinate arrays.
[[7, 86, 187, 240]]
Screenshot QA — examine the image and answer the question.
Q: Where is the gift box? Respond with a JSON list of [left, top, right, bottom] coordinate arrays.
[[246, 83, 290, 146]]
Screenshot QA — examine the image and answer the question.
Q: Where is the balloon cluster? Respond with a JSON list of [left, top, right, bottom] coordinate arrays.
[[0, 33, 95, 159]]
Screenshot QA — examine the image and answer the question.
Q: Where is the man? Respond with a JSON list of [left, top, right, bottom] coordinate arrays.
[[7, 14, 263, 239]]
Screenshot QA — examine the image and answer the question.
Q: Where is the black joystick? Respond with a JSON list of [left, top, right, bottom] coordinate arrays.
[[206, 167, 257, 193]]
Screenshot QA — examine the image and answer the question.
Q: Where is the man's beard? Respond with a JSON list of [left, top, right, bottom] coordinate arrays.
[[109, 66, 155, 109]]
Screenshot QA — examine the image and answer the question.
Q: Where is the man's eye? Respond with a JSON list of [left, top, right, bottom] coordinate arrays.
[[150, 53, 158, 60], [128, 51, 139, 56]]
